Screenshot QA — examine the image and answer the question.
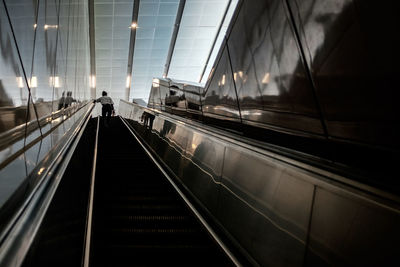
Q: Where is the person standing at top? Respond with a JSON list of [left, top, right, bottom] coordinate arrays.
[[95, 91, 115, 126]]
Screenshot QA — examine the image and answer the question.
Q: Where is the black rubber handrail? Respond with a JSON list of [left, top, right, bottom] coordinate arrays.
[[82, 115, 99, 267]]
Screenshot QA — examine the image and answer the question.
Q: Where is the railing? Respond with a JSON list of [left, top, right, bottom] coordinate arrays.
[[0, 101, 89, 168], [82, 116, 99, 267], [0, 102, 94, 267]]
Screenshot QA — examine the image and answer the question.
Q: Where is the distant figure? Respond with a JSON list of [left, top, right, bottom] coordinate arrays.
[[141, 111, 155, 130], [95, 91, 114, 126], [58, 91, 65, 110], [64, 91, 76, 107]]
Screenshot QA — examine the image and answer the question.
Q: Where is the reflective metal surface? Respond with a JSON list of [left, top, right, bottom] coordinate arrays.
[[0, 103, 94, 267], [146, 0, 399, 181], [203, 46, 241, 121], [0, 0, 91, 156], [0, 104, 92, 210], [148, 77, 203, 118], [119, 100, 400, 266], [0, 1, 31, 128], [228, 0, 323, 134], [0, 0, 91, 236], [287, 0, 400, 146]]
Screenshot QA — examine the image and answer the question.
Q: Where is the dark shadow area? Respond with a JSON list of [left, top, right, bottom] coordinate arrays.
[[22, 119, 96, 267]]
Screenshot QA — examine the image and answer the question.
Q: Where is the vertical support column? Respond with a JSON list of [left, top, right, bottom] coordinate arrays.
[[125, 0, 140, 102], [89, 0, 96, 99]]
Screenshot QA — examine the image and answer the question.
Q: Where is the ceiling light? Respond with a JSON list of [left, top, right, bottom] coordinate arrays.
[[29, 76, 37, 88], [130, 22, 137, 29]]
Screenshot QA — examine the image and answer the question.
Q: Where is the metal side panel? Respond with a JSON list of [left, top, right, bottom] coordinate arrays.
[[118, 100, 400, 267]]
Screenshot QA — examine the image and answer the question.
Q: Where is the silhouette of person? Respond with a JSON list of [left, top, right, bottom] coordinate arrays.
[[141, 111, 155, 130], [95, 91, 114, 126], [64, 91, 76, 108], [58, 91, 65, 110]]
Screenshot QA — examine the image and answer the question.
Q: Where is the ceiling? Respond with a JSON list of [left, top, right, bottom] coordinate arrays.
[[94, 0, 238, 104]]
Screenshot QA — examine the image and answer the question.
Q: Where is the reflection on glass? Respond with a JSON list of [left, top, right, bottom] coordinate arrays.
[[200, 0, 239, 84], [43, 24, 58, 30], [90, 75, 96, 88], [49, 76, 60, 88], [262, 73, 270, 84], [16, 77, 24, 88], [1, 0, 91, 145], [28, 76, 37, 88], [152, 78, 159, 88]]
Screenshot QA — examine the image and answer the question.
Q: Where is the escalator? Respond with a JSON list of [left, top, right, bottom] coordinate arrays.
[[19, 116, 235, 267], [90, 117, 232, 266]]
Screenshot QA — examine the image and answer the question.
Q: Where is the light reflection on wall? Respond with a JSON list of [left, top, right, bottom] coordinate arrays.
[[0, 0, 91, 134]]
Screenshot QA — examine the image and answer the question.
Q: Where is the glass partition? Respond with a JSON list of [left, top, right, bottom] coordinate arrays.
[[0, 0, 91, 167]]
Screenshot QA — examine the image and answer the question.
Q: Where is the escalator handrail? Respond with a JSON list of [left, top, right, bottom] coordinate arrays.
[[0, 103, 95, 267], [0, 101, 90, 169], [82, 116, 100, 267]]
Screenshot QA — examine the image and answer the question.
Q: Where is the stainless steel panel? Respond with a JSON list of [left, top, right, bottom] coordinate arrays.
[[203, 45, 240, 121], [307, 187, 400, 265], [149, 78, 203, 116], [148, 85, 161, 110], [165, 85, 187, 116], [160, 120, 188, 176], [221, 146, 314, 265], [287, 0, 400, 146], [227, 0, 323, 135], [183, 83, 202, 115], [119, 100, 400, 267], [159, 83, 169, 112], [182, 131, 225, 214]]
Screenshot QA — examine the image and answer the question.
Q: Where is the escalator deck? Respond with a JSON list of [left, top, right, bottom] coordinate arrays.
[[91, 117, 231, 266]]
